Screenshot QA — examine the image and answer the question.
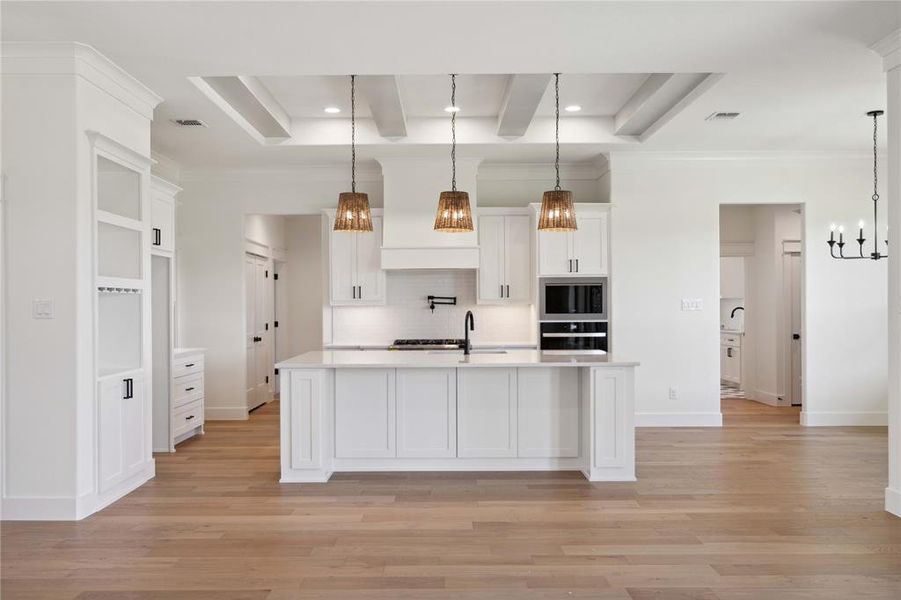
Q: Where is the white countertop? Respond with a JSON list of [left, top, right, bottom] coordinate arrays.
[[276, 349, 638, 369], [173, 347, 205, 358], [323, 342, 539, 350]]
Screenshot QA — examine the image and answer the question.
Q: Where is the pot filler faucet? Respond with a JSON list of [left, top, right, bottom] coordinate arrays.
[[463, 310, 475, 355]]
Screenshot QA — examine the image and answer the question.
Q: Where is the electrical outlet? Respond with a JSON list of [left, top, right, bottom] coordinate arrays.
[[668, 387, 678, 400], [32, 298, 54, 319]]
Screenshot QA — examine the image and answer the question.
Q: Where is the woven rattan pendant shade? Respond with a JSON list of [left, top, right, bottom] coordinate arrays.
[[334, 192, 373, 232], [538, 190, 577, 231], [434, 190, 473, 232]]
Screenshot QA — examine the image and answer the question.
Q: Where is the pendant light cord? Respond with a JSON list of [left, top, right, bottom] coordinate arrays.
[[554, 73, 561, 191], [351, 74, 356, 193], [872, 112, 878, 246], [451, 74, 457, 192]]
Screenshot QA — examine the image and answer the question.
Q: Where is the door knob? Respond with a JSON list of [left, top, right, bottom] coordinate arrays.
[[792, 333, 801, 340], [253, 336, 262, 342]]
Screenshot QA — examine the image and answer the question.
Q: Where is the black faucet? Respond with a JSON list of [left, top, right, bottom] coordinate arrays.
[[730, 306, 745, 318], [463, 310, 475, 355]]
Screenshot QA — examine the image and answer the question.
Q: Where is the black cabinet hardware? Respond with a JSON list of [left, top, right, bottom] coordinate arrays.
[[274, 368, 279, 375], [274, 320, 279, 328], [123, 378, 133, 399], [185, 415, 195, 421], [185, 363, 195, 368], [253, 336, 262, 342], [273, 273, 279, 280], [265, 375, 269, 384], [792, 333, 801, 340], [152, 228, 161, 246], [506, 284, 510, 297], [185, 387, 195, 392], [265, 323, 269, 331]]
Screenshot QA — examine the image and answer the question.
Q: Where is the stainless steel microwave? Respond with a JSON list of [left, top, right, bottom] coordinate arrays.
[[539, 277, 608, 321]]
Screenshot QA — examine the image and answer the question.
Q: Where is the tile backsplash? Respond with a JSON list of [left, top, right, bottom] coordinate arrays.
[[330, 270, 536, 345]]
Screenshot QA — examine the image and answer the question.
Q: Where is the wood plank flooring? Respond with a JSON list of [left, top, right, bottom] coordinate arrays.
[[2, 399, 899, 599]]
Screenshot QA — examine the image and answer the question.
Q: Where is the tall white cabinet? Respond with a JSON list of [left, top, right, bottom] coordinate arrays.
[[477, 210, 532, 304]]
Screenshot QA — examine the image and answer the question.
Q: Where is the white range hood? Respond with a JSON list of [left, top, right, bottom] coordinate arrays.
[[377, 157, 481, 270]]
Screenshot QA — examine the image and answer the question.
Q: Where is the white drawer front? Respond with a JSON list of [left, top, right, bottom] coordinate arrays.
[[173, 374, 203, 408], [173, 355, 203, 379], [173, 398, 203, 437]]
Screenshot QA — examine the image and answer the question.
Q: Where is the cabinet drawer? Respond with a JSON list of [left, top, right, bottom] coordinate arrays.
[[173, 355, 203, 378], [173, 398, 203, 437], [721, 334, 740, 347], [173, 374, 203, 408]]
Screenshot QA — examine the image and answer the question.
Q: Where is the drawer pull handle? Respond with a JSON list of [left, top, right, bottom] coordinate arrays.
[[185, 387, 195, 392], [186, 415, 195, 420], [185, 363, 195, 367]]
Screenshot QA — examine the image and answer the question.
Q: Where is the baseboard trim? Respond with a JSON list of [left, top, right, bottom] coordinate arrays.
[[635, 412, 723, 427], [886, 487, 901, 517], [800, 411, 888, 426], [205, 406, 249, 420], [1, 495, 79, 520]]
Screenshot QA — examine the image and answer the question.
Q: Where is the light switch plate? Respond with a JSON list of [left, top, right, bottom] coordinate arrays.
[[33, 298, 54, 319], [681, 298, 704, 311]]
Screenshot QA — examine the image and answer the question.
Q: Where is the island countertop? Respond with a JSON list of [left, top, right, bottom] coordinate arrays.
[[276, 349, 639, 369]]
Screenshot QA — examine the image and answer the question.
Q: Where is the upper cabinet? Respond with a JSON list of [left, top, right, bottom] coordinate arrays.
[[477, 211, 532, 304], [326, 209, 386, 306], [150, 176, 180, 255], [537, 206, 609, 277]]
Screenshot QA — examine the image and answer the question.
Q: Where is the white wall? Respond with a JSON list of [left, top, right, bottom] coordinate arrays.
[[329, 270, 535, 346], [280, 216, 324, 359], [611, 154, 888, 426]]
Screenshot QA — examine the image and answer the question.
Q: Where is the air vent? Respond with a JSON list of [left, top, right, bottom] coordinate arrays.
[[705, 112, 740, 121], [172, 119, 207, 127]]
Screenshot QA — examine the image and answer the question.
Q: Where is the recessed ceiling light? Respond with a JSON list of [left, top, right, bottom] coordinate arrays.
[[444, 105, 460, 113], [324, 107, 341, 114], [564, 105, 582, 113]]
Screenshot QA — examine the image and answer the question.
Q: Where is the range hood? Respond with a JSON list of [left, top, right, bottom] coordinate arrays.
[[377, 157, 481, 270]]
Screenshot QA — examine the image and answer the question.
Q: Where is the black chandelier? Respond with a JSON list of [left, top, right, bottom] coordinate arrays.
[[828, 110, 888, 261]]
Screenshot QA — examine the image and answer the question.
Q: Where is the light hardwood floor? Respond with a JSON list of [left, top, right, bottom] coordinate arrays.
[[2, 399, 899, 599]]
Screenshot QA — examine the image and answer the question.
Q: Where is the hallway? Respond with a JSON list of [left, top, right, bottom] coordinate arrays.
[[2, 400, 898, 599]]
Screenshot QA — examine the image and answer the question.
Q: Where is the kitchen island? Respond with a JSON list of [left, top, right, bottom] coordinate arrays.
[[275, 350, 638, 483]]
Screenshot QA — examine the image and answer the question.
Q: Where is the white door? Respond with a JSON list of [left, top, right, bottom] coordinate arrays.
[[150, 195, 174, 253], [571, 214, 608, 276], [478, 215, 505, 302], [355, 216, 384, 303], [330, 228, 357, 304], [396, 368, 456, 458], [245, 255, 258, 411], [335, 369, 396, 458], [457, 368, 517, 458], [503, 215, 532, 302], [517, 368, 579, 457], [787, 253, 802, 406], [245, 254, 269, 411], [256, 258, 273, 403], [538, 230, 572, 276]]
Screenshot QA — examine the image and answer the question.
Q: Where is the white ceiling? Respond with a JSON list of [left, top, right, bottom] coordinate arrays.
[[2, 1, 898, 169]]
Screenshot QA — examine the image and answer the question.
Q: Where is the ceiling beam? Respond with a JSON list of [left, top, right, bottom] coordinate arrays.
[[191, 75, 291, 143], [356, 75, 407, 138], [614, 72, 723, 140], [496, 74, 552, 139]]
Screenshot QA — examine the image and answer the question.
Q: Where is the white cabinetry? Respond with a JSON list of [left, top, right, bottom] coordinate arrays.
[[478, 211, 532, 304], [98, 372, 146, 494], [335, 369, 396, 458], [457, 368, 518, 458], [396, 368, 457, 458], [536, 206, 609, 276], [326, 210, 386, 305], [517, 368, 579, 458], [172, 350, 205, 444], [721, 333, 742, 385], [150, 176, 179, 255]]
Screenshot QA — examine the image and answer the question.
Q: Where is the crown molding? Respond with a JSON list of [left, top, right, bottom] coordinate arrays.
[[871, 28, 901, 71], [1, 42, 162, 119], [610, 150, 877, 164], [179, 165, 383, 184], [478, 161, 607, 182]]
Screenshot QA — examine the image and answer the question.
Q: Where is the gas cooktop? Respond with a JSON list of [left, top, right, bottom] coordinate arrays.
[[389, 338, 465, 351]]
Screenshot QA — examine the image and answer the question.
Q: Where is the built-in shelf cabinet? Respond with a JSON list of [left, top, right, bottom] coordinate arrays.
[[325, 209, 386, 306], [150, 176, 180, 255]]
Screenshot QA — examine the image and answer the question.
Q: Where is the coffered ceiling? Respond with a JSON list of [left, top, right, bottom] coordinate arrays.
[[2, 1, 898, 169]]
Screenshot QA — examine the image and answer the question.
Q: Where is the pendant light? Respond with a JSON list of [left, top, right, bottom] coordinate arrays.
[[538, 73, 577, 231], [434, 74, 474, 232], [334, 74, 372, 232], [826, 110, 888, 260]]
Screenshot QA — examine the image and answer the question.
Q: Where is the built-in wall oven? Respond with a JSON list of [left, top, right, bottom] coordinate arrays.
[[539, 278, 609, 355]]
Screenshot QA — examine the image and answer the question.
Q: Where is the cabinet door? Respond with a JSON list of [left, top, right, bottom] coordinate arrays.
[[396, 369, 456, 458], [356, 216, 385, 304], [538, 231, 572, 276], [518, 368, 579, 457], [150, 195, 175, 253], [503, 215, 532, 302], [478, 216, 505, 302], [123, 373, 147, 476], [335, 369, 396, 458], [98, 373, 146, 493], [457, 368, 517, 458], [571, 214, 608, 276], [330, 226, 357, 304]]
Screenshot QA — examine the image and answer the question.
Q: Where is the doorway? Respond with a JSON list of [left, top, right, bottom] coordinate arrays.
[[245, 252, 273, 412], [719, 204, 804, 419]]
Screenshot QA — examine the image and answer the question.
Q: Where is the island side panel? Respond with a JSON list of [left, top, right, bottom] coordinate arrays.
[[280, 368, 334, 482], [588, 366, 636, 481]]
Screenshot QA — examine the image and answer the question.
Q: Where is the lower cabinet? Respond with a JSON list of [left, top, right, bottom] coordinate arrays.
[[396, 368, 457, 458], [98, 371, 146, 494], [335, 368, 396, 458], [457, 368, 518, 458], [517, 368, 580, 457]]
